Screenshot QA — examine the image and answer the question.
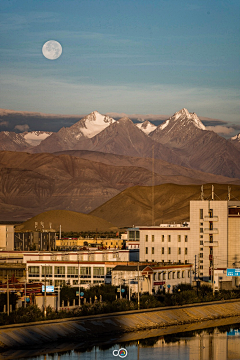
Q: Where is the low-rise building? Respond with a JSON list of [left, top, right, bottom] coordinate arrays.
[[56, 237, 124, 249], [14, 231, 56, 251], [112, 263, 192, 294]]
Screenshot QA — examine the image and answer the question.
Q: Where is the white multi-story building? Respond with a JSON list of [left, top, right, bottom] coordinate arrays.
[[128, 194, 240, 281], [0, 249, 137, 288]]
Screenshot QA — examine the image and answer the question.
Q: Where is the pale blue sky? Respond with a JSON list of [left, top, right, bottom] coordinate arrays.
[[0, 0, 239, 128]]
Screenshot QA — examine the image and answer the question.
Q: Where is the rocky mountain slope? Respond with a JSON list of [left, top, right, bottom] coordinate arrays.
[[149, 108, 240, 179], [1, 150, 239, 222], [91, 183, 240, 227], [31, 111, 115, 153]]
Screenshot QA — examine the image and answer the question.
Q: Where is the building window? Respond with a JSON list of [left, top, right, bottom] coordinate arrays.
[[93, 267, 104, 276], [200, 235, 203, 238], [145, 235, 148, 242], [200, 228, 203, 233], [168, 235, 171, 242], [200, 265, 203, 269], [28, 266, 39, 275], [185, 248, 188, 255], [168, 247, 171, 254], [54, 266, 65, 275], [152, 247, 154, 254], [200, 260, 203, 264], [178, 235, 181, 242], [154, 273, 156, 280], [172, 272, 175, 279], [163, 272, 166, 280], [162, 247, 164, 254], [158, 272, 161, 280], [209, 209, 213, 218], [67, 266, 78, 275], [145, 247, 148, 254], [209, 235, 213, 243], [80, 267, 91, 276], [200, 253, 203, 258], [200, 209, 203, 219], [182, 271, 185, 278], [42, 266, 52, 275], [188, 270, 190, 278], [162, 235, 164, 242], [209, 222, 213, 230], [152, 235, 154, 242], [178, 248, 181, 255], [168, 272, 171, 280], [200, 240, 203, 245], [185, 235, 188, 242], [177, 271, 180, 279]]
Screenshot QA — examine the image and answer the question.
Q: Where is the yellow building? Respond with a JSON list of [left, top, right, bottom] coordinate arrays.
[[56, 237, 124, 249]]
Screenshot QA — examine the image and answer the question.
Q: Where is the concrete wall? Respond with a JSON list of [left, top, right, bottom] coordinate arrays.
[[0, 299, 240, 350]]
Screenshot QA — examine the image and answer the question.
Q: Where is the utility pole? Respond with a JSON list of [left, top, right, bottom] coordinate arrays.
[[58, 286, 60, 311], [7, 273, 9, 316], [194, 255, 197, 281], [128, 279, 131, 301], [212, 256, 214, 295], [78, 257, 81, 307], [44, 265, 47, 318], [120, 272, 122, 299], [152, 145, 155, 226], [137, 263, 140, 310], [24, 271, 27, 308]]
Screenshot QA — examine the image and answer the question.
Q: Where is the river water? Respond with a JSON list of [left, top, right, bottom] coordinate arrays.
[[1, 319, 240, 360]]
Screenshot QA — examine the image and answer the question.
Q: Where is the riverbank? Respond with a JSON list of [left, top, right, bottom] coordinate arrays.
[[0, 299, 240, 350]]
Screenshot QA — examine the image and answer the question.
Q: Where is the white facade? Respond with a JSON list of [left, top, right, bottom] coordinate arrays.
[[129, 199, 240, 281], [18, 249, 137, 288], [0, 225, 14, 251], [136, 225, 191, 264], [112, 264, 192, 294]]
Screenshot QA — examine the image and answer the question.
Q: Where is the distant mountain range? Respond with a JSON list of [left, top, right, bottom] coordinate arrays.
[[0, 107, 240, 224], [1, 108, 239, 178]]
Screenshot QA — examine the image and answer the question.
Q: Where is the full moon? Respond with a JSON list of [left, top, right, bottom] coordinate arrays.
[[42, 40, 62, 60]]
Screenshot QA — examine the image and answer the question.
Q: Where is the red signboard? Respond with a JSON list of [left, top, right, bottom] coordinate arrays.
[[153, 281, 165, 286]]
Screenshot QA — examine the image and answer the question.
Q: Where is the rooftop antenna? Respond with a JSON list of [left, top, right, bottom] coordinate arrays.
[[152, 144, 155, 226], [228, 186, 231, 201], [212, 185, 214, 200], [35, 222, 38, 231], [201, 185, 204, 200]]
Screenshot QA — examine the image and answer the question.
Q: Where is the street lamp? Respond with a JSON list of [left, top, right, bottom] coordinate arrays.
[[78, 255, 81, 307]]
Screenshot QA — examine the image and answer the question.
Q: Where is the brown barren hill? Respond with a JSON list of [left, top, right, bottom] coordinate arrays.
[[90, 183, 240, 227], [15, 210, 118, 232]]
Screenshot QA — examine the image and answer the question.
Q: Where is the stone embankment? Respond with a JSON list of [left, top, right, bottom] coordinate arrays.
[[0, 299, 240, 350]]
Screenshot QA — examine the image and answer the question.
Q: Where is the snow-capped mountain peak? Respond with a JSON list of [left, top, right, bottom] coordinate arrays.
[[22, 131, 53, 146], [136, 120, 157, 134], [231, 133, 240, 141], [159, 108, 206, 132], [71, 111, 116, 138]]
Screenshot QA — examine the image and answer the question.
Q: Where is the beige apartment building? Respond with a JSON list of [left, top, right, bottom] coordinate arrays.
[[128, 197, 240, 281], [0, 225, 14, 251]]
